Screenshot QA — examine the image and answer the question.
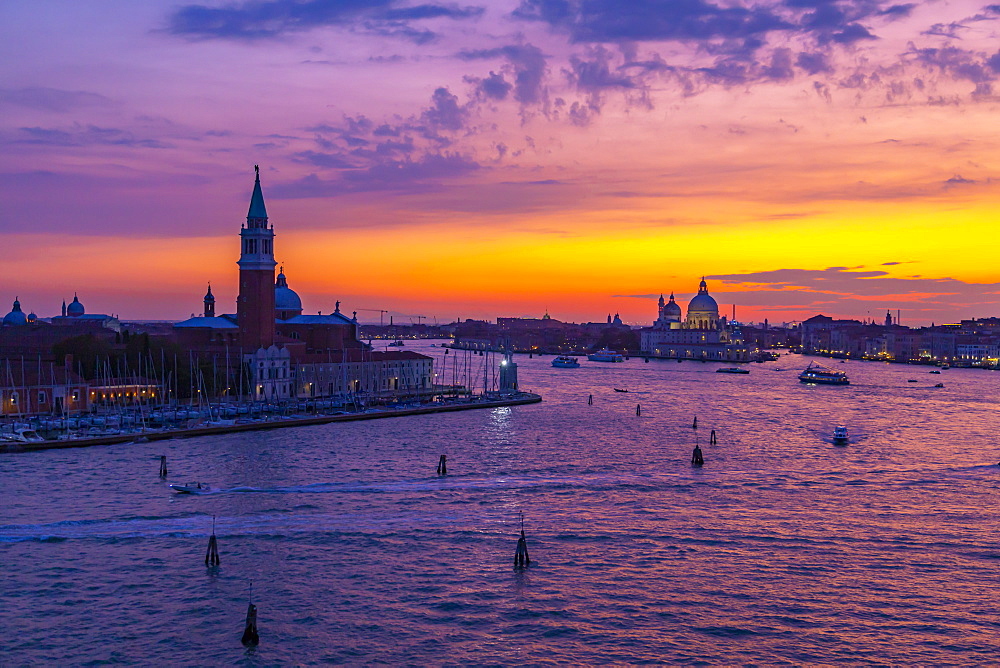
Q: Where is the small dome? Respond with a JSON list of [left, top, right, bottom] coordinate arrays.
[[27, 312, 37, 323], [67, 294, 85, 317], [3, 298, 27, 326], [663, 293, 682, 316], [274, 270, 302, 311]]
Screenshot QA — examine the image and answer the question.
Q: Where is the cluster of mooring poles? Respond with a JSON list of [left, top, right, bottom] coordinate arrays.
[[584, 396, 721, 466]]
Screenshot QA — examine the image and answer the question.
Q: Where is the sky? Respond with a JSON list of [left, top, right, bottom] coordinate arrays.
[[2, 0, 1000, 326]]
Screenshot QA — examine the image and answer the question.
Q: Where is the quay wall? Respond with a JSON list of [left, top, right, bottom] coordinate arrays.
[[4, 393, 542, 453]]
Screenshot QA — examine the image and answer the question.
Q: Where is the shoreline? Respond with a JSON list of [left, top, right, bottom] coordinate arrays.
[[2, 393, 542, 453]]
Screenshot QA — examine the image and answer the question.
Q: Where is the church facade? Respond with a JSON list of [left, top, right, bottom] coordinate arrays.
[[640, 279, 753, 362]]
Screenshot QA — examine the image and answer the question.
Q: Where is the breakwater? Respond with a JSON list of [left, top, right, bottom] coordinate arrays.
[[3, 392, 541, 452]]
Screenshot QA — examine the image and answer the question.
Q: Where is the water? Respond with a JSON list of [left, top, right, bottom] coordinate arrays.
[[2, 343, 999, 664]]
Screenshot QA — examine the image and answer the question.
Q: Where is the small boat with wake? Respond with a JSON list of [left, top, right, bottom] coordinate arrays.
[[169, 482, 211, 494], [716, 367, 750, 374], [832, 425, 849, 445], [614, 388, 629, 393]]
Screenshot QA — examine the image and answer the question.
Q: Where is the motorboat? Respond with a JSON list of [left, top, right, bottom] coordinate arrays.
[[832, 425, 849, 444], [169, 482, 211, 494], [716, 367, 750, 374], [613, 388, 629, 393], [588, 349, 624, 362], [0, 428, 45, 444], [929, 370, 941, 374], [934, 382, 945, 388], [798, 362, 850, 385], [551, 356, 581, 368], [388, 340, 404, 347]]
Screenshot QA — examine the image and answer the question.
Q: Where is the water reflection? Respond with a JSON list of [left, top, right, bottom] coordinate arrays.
[[3, 342, 1000, 664]]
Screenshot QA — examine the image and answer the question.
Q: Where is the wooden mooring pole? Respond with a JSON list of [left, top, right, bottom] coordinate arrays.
[[205, 516, 220, 566]]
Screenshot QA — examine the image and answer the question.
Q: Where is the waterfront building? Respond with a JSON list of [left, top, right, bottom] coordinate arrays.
[[640, 279, 752, 361], [0, 359, 89, 416]]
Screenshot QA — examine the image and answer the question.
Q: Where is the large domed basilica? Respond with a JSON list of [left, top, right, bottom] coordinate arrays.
[[642, 278, 750, 362]]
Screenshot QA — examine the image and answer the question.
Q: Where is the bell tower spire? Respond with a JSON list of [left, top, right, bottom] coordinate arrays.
[[237, 165, 276, 349]]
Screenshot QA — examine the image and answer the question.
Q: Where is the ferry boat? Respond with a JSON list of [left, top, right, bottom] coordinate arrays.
[[832, 425, 849, 444], [798, 362, 850, 385], [716, 367, 750, 374], [551, 356, 581, 368], [588, 349, 624, 363]]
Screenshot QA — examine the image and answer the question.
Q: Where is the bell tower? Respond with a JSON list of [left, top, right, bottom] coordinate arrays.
[[237, 165, 276, 349], [204, 284, 215, 318]]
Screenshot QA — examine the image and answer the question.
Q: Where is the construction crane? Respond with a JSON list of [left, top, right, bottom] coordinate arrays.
[[405, 315, 428, 325], [354, 308, 388, 326]]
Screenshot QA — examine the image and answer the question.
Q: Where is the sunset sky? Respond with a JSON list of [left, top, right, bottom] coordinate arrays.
[[3, 0, 1000, 325]]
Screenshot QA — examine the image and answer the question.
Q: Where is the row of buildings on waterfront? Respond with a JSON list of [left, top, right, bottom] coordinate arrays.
[[800, 313, 1000, 365], [451, 283, 1000, 367], [453, 278, 758, 362]]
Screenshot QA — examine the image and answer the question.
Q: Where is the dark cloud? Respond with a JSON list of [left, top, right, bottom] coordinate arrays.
[[763, 47, 795, 79], [796, 50, 832, 74], [911, 45, 996, 92], [270, 152, 481, 197], [831, 22, 876, 43], [706, 267, 1000, 303], [458, 44, 548, 105], [880, 4, 915, 18], [466, 71, 513, 100], [382, 4, 483, 20], [422, 87, 466, 130], [167, 0, 483, 41], [292, 150, 357, 168], [567, 47, 639, 90], [15, 125, 170, 149], [512, 0, 791, 43], [0, 87, 111, 113]]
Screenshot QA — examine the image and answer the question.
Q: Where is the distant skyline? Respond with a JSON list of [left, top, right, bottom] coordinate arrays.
[[3, 0, 1000, 325]]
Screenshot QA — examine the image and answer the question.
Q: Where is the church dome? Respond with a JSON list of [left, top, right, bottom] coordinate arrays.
[[687, 278, 718, 314], [688, 293, 718, 312], [3, 298, 27, 326], [274, 269, 302, 311], [67, 294, 85, 317], [663, 293, 682, 316]]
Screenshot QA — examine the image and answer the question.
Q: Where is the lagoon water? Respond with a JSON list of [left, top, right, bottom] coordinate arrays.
[[2, 341, 1000, 664]]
